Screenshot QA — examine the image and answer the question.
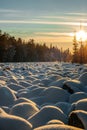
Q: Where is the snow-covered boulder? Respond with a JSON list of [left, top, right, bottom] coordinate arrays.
[[34, 124, 82, 130], [0, 108, 32, 130], [69, 110, 87, 129], [0, 86, 16, 106], [49, 78, 67, 88], [55, 102, 72, 116], [40, 86, 70, 103], [28, 105, 67, 128], [75, 98, 87, 111], [18, 87, 44, 99], [8, 83, 25, 91], [69, 92, 87, 103], [10, 102, 39, 119], [79, 72, 87, 86], [14, 97, 36, 106], [63, 80, 82, 94], [19, 81, 32, 88], [47, 119, 64, 125]]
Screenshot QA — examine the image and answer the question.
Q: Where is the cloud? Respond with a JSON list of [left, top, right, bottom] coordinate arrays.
[[0, 20, 87, 27], [35, 32, 71, 37], [0, 9, 21, 13], [0, 9, 24, 19], [66, 12, 87, 16], [40, 16, 67, 19], [39, 14, 87, 22]]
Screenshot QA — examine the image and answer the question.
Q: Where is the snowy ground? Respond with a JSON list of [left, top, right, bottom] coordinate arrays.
[[0, 62, 87, 130]]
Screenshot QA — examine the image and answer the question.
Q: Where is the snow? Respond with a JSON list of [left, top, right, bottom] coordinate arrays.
[[34, 124, 83, 130], [79, 72, 87, 86], [69, 92, 87, 103], [75, 98, 87, 111], [69, 110, 87, 129], [0, 62, 87, 129], [10, 102, 39, 119], [0, 108, 32, 130], [28, 105, 68, 128], [47, 119, 64, 125], [0, 86, 16, 106]]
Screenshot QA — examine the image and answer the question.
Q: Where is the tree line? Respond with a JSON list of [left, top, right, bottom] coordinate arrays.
[[72, 33, 87, 64], [0, 30, 87, 63], [0, 30, 71, 62]]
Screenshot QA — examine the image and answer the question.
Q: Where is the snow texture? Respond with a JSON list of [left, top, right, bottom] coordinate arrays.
[[0, 62, 87, 130]]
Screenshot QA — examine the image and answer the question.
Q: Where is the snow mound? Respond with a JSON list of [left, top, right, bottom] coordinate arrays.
[[69, 92, 87, 103], [79, 72, 87, 86], [63, 80, 82, 94], [69, 110, 87, 129], [32, 87, 70, 106], [39, 86, 70, 103], [75, 98, 87, 111], [49, 78, 67, 88], [19, 81, 32, 88], [28, 105, 67, 128], [10, 102, 39, 119], [8, 83, 25, 91], [0, 86, 16, 106], [0, 108, 32, 130], [7, 77, 18, 84], [14, 97, 36, 106], [34, 124, 82, 130], [18, 87, 44, 100], [47, 119, 64, 125], [55, 102, 72, 116]]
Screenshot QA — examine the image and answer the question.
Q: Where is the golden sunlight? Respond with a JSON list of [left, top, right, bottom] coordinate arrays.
[[76, 30, 87, 41]]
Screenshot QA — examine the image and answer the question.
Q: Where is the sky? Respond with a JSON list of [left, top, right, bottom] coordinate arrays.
[[0, 0, 87, 50]]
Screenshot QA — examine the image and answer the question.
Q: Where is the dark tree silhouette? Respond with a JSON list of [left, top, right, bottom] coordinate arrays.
[[72, 32, 78, 63], [0, 30, 87, 63]]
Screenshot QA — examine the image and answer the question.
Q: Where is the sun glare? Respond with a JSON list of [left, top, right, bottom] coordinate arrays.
[[76, 30, 87, 41]]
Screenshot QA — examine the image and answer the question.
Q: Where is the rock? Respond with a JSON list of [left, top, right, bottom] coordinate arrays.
[[28, 105, 67, 128], [0, 108, 32, 130], [69, 110, 87, 129], [75, 98, 87, 111], [34, 124, 82, 130], [69, 92, 87, 103], [0, 86, 16, 106], [79, 72, 87, 86], [10, 102, 39, 119]]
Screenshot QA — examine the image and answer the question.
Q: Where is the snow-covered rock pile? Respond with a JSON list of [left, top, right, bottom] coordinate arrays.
[[0, 62, 87, 130]]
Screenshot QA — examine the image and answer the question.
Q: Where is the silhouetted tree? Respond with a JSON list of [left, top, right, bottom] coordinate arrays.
[[72, 33, 78, 63], [1, 30, 87, 63]]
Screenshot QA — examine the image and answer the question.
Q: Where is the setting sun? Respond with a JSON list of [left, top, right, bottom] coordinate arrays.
[[76, 30, 87, 41]]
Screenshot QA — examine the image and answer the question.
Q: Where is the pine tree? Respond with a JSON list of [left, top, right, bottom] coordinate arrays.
[[79, 39, 84, 64], [72, 32, 78, 63]]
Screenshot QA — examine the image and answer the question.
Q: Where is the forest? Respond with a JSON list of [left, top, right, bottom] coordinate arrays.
[[0, 30, 87, 63]]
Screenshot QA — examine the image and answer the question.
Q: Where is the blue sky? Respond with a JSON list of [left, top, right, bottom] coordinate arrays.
[[0, 0, 87, 49]]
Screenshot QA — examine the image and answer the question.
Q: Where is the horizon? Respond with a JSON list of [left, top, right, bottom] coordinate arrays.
[[0, 0, 87, 50]]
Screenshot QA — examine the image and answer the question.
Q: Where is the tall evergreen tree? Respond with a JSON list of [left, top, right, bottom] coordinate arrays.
[[72, 32, 78, 63], [79, 39, 84, 64]]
